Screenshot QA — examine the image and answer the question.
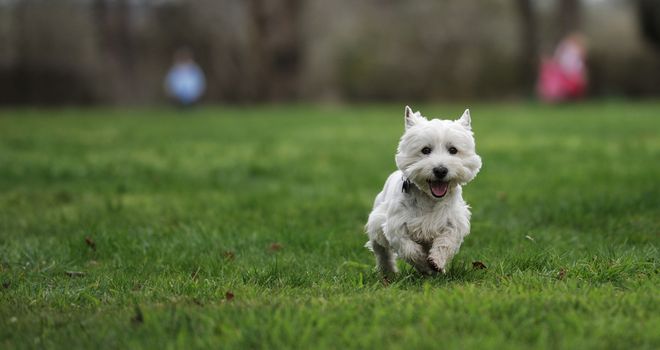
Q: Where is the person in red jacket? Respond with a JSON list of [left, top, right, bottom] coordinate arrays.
[[537, 33, 587, 102]]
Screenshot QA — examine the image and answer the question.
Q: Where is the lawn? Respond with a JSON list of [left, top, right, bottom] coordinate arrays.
[[0, 102, 658, 349]]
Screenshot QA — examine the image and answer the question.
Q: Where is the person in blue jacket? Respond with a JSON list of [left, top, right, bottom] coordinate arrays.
[[165, 48, 206, 106]]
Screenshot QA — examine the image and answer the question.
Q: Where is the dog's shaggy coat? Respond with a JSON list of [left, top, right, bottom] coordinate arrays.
[[365, 106, 482, 275]]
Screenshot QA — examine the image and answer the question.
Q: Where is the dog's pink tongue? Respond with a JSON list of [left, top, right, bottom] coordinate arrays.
[[430, 181, 449, 197]]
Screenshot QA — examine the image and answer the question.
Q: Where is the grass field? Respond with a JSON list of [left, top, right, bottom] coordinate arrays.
[[0, 102, 658, 349]]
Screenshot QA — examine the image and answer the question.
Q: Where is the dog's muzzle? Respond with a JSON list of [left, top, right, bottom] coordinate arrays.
[[428, 166, 449, 198]]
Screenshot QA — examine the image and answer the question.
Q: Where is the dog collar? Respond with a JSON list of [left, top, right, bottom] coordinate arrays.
[[402, 178, 412, 193]]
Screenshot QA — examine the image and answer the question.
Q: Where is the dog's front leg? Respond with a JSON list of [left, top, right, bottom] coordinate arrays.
[[388, 231, 434, 275], [428, 235, 461, 274]]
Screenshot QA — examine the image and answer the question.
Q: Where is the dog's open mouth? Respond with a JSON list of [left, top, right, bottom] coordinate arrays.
[[428, 180, 449, 198]]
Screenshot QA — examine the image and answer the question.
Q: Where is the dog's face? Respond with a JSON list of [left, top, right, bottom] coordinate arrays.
[[395, 106, 482, 199]]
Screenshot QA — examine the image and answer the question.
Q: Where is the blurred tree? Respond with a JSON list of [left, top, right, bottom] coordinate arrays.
[[516, 0, 539, 92], [1, 0, 658, 104], [93, 0, 137, 103], [638, 0, 660, 50], [557, 0, 581, 39], [8, 0, 97, 104], [248, 0, 303, 101]]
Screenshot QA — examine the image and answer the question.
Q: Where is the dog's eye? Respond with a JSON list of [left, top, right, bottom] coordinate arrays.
[[421, 147, 432, 155], [448, 146, 458, 155]]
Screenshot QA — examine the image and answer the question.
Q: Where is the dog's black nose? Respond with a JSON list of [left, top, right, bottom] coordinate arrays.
[[433, 166, 448, 179]]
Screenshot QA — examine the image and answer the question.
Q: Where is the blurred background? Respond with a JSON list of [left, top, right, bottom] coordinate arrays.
[[0, 0, 659, 106]]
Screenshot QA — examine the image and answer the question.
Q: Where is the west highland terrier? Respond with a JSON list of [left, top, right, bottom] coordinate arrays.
[[365, 106, 482, 276]]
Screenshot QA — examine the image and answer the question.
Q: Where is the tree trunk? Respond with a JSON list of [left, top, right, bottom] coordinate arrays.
[[93, 0, 136, 104], [248, 0, 303, 102], [557, 0, 581, 40], [638, 0, 660, 50], [516, 0, 539, 93]]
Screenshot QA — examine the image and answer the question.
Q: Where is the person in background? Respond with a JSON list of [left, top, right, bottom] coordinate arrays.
[[165, 48, 206, 107], [537, 33, 587, 103]]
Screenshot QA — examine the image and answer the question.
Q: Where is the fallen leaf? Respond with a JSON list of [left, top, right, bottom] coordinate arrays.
[[131, 306, 144, 325], [497, 192, 508, 201], [65, 271, 85, 277], [268, 243, 282, 252], [223, 251, 235, 260], [472, 261, 487, 270], [557, 268, 567, 280], [525, 235, 535, 242], [85, 237, 96, 251], [225, 291, 234, 301]]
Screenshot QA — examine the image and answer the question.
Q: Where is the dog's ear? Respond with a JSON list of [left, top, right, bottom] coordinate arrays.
[[404, 106, 417, 130], [457, 109, 471, 130]]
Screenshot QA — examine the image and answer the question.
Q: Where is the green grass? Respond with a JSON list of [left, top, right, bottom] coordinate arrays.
[[0, 102, 658, 349]]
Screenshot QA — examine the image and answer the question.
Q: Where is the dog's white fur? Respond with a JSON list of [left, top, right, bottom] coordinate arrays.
[[365, 106, 482, 276]]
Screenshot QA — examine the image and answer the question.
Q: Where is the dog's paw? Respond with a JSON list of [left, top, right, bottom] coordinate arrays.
[[405, 257, 434, 275], [417, 265, 436, 276], [428, 257, 446, 274]]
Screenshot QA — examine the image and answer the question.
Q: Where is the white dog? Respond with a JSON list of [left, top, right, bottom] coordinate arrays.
[[365, 106, 482, 276]]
